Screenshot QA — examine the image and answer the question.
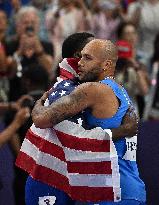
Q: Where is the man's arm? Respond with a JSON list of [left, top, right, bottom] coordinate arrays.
[[112, 108, 138, 141], [32, 83, 96, 128]]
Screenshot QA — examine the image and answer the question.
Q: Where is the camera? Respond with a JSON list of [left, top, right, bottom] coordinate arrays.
[[21, 98, 35, 109]]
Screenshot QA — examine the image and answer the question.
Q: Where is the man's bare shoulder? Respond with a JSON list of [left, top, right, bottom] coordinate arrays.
[[74, 82, 112, 97]]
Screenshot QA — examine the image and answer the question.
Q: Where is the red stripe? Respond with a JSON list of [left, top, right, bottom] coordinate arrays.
[[60, 68, 74, 80], [16, 152, 69, 191], [56, 130, 110, 152], [26, 130, 66, 161], [67, 161, 112, 174], [16, 152, 115, 202], [71, 186, 114, 202]]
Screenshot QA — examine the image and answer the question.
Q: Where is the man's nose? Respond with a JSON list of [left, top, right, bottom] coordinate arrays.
[[78, 59, 83, 67]]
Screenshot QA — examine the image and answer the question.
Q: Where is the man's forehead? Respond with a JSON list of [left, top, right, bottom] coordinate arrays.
[[82, 40, 104, 56]]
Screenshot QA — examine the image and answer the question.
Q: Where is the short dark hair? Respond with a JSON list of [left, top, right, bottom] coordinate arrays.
[[62, 32, 94, 58]]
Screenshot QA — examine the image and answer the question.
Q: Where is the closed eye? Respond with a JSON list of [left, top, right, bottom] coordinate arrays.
[[83, 54, 92, 60]]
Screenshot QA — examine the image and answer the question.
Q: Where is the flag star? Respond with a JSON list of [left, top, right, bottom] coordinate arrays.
[[64, 82, 70, 87], [51, 91, 57, 96], [77, 118, 83, 126], [59, 90, 67, 96]]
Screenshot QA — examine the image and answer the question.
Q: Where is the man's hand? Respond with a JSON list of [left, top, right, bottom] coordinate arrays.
[[111, 107, 138, 141], [122, 108, 138, 136], [14, 107, 30, 126], [10, 95, 33, 111]]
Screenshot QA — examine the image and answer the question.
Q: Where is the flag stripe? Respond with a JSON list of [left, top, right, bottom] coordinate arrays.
[[64, 148, 111, 162], [16, 152, 69, 191], [71, 186, 114, 202], [54, 120, 111, 140], [30, 125, 62, 146], [20, 139, 67, 176], [59, 59, 79, 77], [67, 161, 112, 174], [26, 130, 65, 161], [56, 130, 110, 152], [68, 173, 113, 187]]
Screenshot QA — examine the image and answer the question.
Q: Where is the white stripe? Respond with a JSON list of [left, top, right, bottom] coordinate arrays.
[[54, 120, 111, 141], [59, 58, 79, 77], [21, 139, 67, 176], [30, 125, 62, 147], [69, 173, 113, 187], [110, 139, 121, 201], [64, 148, 111, 162]]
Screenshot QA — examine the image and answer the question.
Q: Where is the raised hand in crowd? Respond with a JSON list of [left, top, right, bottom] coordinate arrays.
[[0, 107, 30, 148], [0, 94, 33, 114], [17, 33, 44, 58]]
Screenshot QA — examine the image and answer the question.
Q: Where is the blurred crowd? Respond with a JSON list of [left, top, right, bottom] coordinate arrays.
[[0, 0, 159, 205]]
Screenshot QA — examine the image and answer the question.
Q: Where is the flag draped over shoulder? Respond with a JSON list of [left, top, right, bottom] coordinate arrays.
[[16, 58, 121, 202]]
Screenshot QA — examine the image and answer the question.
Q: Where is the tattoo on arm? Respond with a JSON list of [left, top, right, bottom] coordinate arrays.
[[32, 86, 91, 128], [49, 89, 89, 125]]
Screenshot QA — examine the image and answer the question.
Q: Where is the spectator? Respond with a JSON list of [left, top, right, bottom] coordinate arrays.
[[127, 0, 159, 67], [116, 40, 149, 117], [30, 0, 50, 41], [143, 33, 159, 120], [0, 9, 8, 67], [0, 0, 30, 17], [90, 0, 121, 42], [0, 94, 31, 205], [0, 10, 16, 103], [117, 21, 149, 117], [12, 64, 49, 205], [7, 0, 23, 38], [46, 0, 90, 63], [5, 6, 54, 101], [0, 107, 30, 148]]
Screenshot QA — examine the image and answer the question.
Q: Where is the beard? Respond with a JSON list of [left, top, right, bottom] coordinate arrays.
[[79, 68, 100, 83]]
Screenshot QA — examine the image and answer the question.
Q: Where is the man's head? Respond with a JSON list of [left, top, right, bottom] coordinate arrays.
[[15, 6, 39, 36], [62, 32, 94, 58], [78, 39, 118, 82]]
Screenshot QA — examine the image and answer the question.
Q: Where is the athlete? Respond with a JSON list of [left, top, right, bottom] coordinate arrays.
[[32, 39, 146, 205]]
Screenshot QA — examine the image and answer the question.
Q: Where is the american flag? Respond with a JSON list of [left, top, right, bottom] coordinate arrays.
[[16, 58, 121, 203]]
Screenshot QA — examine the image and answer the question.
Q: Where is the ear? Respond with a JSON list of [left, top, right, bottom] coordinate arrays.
[[104, 59, 112, 70]]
